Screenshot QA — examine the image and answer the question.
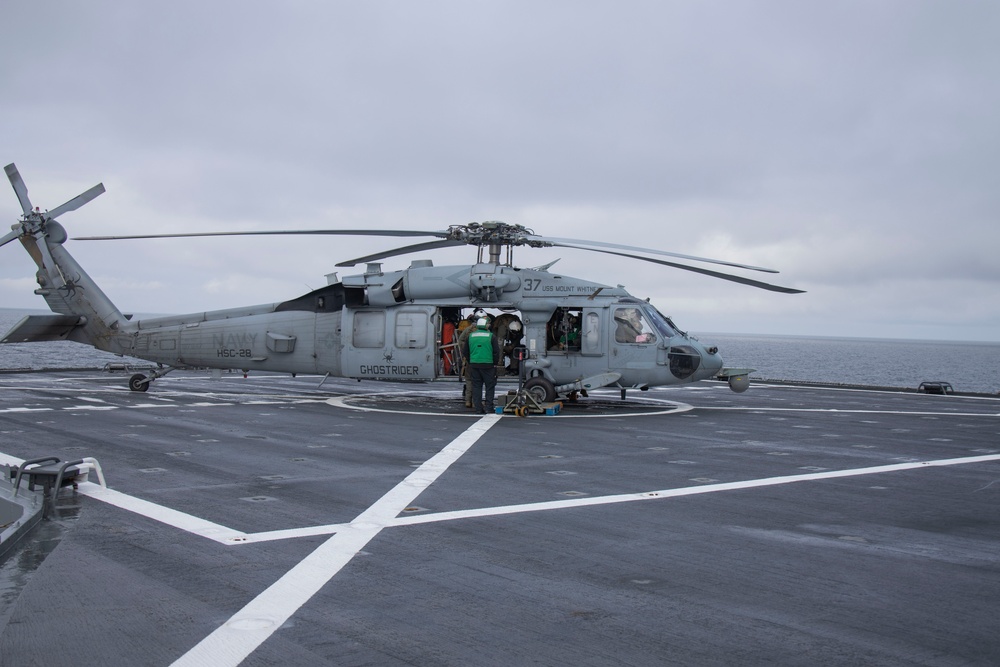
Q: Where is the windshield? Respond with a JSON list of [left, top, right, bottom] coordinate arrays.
[[644, 305, 681, 338]]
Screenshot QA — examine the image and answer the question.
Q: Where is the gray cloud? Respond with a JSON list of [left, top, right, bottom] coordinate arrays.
[[2, 1, 998, 341]]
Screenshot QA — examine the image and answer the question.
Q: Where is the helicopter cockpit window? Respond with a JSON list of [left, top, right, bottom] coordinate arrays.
[[644, 306, 679, 339], [614, 307, 657, 344]]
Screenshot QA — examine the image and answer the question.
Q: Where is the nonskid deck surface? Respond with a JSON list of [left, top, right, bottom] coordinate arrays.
[[0, 371, 998, 666]]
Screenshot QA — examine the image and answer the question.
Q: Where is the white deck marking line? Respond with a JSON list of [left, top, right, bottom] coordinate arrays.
[[6, 442, 999, 547], [0, 450, 248, 543], [389, 453, 1000, 527], [747, 382, 1000, 401], [225, 523, 354, 544], [325, 394, 484, 417], [76, 484, 245, 543], [326, 392, 693, 418], [701, 406, 1000, 417], [0, 453, 25, 467], [0, 452, 274, 546], [171, 413, 501, 667]]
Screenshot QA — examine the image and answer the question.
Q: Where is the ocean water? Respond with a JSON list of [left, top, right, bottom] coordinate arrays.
[[700, 332, 1000, 395], [1, 309, 997, 394], [0, 309, 147, 371]]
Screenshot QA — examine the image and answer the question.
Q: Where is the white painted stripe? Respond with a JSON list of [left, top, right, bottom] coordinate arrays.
[[390, 453, 1000, 527], [325, 393, 482, 417], [703, 406, 1000, 417], [0, 452, 25, 466], [76, 483, 245, 543], [747, 382, 1000, 401], [225, 523, 351, 544], [0, 449, 249, 544], [0, 407, 53, 413], [171, 413, 502, 667], [0, 451, 243, 542], [326, 392, 693, 418]]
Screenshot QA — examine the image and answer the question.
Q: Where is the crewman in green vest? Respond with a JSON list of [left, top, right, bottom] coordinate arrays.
[[460, 317, 501, 414]]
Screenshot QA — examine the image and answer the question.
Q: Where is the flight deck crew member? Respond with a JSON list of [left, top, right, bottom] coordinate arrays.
[[461, 317, 501, 414], [457, 315, 478, 407]]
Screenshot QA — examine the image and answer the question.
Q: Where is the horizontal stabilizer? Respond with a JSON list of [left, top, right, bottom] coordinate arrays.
[[716, 367, 756, 378], [1, 314, 86, 343]]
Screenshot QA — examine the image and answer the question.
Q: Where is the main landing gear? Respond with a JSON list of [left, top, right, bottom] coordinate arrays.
[[523, 376, 557, 403]]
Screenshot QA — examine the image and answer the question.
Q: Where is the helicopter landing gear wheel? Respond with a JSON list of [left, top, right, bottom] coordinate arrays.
[[524, 376, 556, 403], [128, 373, 150, 392]]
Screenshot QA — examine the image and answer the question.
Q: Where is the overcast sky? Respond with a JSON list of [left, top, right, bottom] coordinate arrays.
[[3, 2, 998, 341]]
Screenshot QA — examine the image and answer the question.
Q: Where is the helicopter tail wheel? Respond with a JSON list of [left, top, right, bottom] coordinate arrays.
[[128, 373, 150, 392], [524, 376, 556, 403]]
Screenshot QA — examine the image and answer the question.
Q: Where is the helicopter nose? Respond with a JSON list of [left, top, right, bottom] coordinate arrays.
[[699, 344, 724, 376], [666, 339, 724, 381]]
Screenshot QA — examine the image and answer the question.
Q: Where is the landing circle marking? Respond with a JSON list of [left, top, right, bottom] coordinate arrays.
[[325, 392, 693, 418]]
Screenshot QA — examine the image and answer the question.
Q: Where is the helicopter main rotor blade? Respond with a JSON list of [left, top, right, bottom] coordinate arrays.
[[567, 244, 805, 293], [73, 229, 451, 241], [45, 183, 106, 220], [526, 234, 779, 274], [4, 163, 33, 216], [336, 239, 466, 267]]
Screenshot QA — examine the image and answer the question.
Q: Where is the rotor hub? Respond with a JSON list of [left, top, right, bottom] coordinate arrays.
[[446, 221, 539, 247]]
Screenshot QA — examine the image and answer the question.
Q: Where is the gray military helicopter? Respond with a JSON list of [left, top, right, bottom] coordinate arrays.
[[2, 163, 803, 402]]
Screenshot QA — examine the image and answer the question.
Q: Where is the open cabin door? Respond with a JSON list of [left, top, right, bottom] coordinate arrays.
[[544, 306, 604, 357], [341, 306, 437, 380]]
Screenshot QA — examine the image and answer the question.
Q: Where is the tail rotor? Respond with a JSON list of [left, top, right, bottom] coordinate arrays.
[[4, 163, 106, 285]]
